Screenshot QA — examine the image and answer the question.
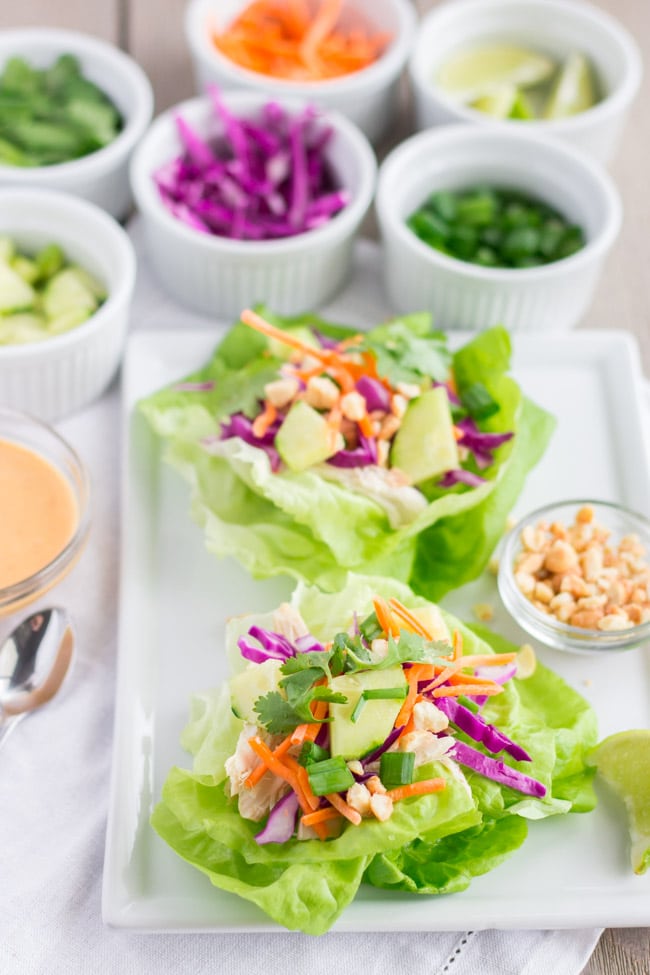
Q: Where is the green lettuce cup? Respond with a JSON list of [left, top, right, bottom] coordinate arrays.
[[140, 308, 554, 600]]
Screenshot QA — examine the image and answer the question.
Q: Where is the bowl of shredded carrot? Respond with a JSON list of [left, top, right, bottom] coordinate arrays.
[[184, 0, 417, 145]]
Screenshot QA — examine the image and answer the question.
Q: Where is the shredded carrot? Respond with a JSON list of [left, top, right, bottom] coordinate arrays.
[[248, 737, 300, 791], [212, 0, 390, 82], [283, 754, 321, 812], [432, 683, 503, 698], [453, 629, 463, 661], [453, 652, 518, 667], [252, 401, 277, 438], [301, 807, 343, 828], [241, 308, 331, 362], [387, 778, 446, 802], [388, 599, 433, 639], [373, 596, 400, 638], [245, 734, 294, 789], [394, 677, 419, 729], [325, 791, 362, 825]]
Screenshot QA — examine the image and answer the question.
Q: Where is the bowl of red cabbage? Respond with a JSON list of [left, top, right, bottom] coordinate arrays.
[[129, 89, 376, 317]]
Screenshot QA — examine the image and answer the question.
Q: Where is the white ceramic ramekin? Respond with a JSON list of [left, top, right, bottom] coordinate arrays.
[[129, 92, 377, 319], [0, 189, 136, 421], [183, 0, 416, 145], [375, 124, 621, 332], [408, 0, 642, 165], [0, 28, 154, 220]]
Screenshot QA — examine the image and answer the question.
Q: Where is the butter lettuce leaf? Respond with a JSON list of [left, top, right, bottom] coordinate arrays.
[[152, 576, 597, 932], [140, 311, 554, 600]]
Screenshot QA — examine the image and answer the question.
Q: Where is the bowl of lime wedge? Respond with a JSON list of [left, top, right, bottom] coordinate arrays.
[[408, 0, 642, 165]]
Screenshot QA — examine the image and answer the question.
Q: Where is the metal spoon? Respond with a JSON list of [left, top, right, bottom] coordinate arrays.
[[0, 608, 74, 749]]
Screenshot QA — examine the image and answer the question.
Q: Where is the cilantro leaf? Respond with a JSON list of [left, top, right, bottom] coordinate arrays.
[[360, 320, 452, 386], [253, 692, 302, 735]]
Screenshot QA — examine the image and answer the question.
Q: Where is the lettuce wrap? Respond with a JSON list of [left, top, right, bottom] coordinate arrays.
[[151, 575, 597, 934], [140, 310, 554, 600]]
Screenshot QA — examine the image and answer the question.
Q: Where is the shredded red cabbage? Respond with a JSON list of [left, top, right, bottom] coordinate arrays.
[[356, 375, 391, 413], [220, 412, 282, 471], [473, 664, 517, 707], [451, 740, 546, 797], [255, 791, 299, 844], [155, 86, 350, 241], [438, 468, 487, 488], [455, 417, 514, 470], [294, 634, 326, 654], [361, 725, 404, 765], [327, 434, 377, 468], [434, 696, 531, 762]]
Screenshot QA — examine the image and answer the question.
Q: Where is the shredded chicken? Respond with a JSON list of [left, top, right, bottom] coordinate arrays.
[[312, 463, 427, 528]]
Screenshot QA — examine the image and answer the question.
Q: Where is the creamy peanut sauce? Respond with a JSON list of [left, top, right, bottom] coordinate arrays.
[[0, 438, 78, 589]]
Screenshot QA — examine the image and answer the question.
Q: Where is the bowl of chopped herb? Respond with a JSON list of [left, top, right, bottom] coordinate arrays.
[[375, 124, 621, 332], [0, 28, 153, 220]]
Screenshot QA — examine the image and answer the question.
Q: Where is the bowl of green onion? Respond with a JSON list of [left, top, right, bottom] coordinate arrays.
[[0, 28, 153, 220], [375, 124, 621, 332]]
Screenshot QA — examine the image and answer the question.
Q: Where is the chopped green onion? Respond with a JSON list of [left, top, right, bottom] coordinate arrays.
[[380, 751, 415, 789], [351, 694, 366, 724], [460, 381, 499, 421], [298, 741, 330, 766], [362, 687, 408, 701], [407, 186, 585, 269], [457, 694, 480, 714], [351, 686, 408, 724], [307, 756, 355, 797]]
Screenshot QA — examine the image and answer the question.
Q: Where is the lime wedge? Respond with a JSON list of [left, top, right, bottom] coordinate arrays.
[[588, 729, 650, 875], [470, 84, 518, 119], [437, 44, 556, 103], [543, 51, 598, 119]]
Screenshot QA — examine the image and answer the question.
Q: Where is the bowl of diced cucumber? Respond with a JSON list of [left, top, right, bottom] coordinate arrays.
[[0, 188, 135, 421], [0, 28, 153, 220]]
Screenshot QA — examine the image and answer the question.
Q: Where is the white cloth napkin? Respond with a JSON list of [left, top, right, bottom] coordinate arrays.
[[0, 225, 602, 975]]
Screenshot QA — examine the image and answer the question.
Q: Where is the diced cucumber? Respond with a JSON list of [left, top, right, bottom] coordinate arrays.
[[0, 261, 36, 313], [329, 665, 406, 760], [11, 254, 39, 285], [41, 267, 100, 320], [35, 243, 65, 281], [0, 236, 15, 262], [276, 400, 338, 472], [46, 307, 93, 335], [229, 659, 284, 722], [390, 386, 459, 484], [0, 312, 48, 345]]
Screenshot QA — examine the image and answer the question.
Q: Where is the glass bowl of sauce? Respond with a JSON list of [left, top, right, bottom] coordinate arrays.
[[0, 407, 90, 617]]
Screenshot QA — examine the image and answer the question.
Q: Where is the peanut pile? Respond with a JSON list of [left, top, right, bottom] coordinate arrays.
[[513, 504, 650, 630]]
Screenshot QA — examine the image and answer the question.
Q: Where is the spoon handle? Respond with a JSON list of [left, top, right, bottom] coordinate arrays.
[[0, 713, 26, 751]]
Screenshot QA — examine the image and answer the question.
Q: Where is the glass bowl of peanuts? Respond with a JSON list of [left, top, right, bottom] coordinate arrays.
[[498, 499, 650, 653]]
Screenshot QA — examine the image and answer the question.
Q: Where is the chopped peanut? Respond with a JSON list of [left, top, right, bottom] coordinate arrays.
[[513, 508, 650, 629], [472, 602, 495, 622], [263, 377, 300, 409], [340, 391, 367, 422], [305, 375, 340, 410], [369, 793, 394, 822]]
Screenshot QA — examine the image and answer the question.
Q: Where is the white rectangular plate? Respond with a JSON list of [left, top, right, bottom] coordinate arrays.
[[104, 326, 650, 932]]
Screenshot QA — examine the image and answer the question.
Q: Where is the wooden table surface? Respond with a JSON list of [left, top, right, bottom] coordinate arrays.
[[2, 1, 648, 971]]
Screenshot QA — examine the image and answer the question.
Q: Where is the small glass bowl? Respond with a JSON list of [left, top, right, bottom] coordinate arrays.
[[498, 499, 650, 654], [0, 407, 90, 617]]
